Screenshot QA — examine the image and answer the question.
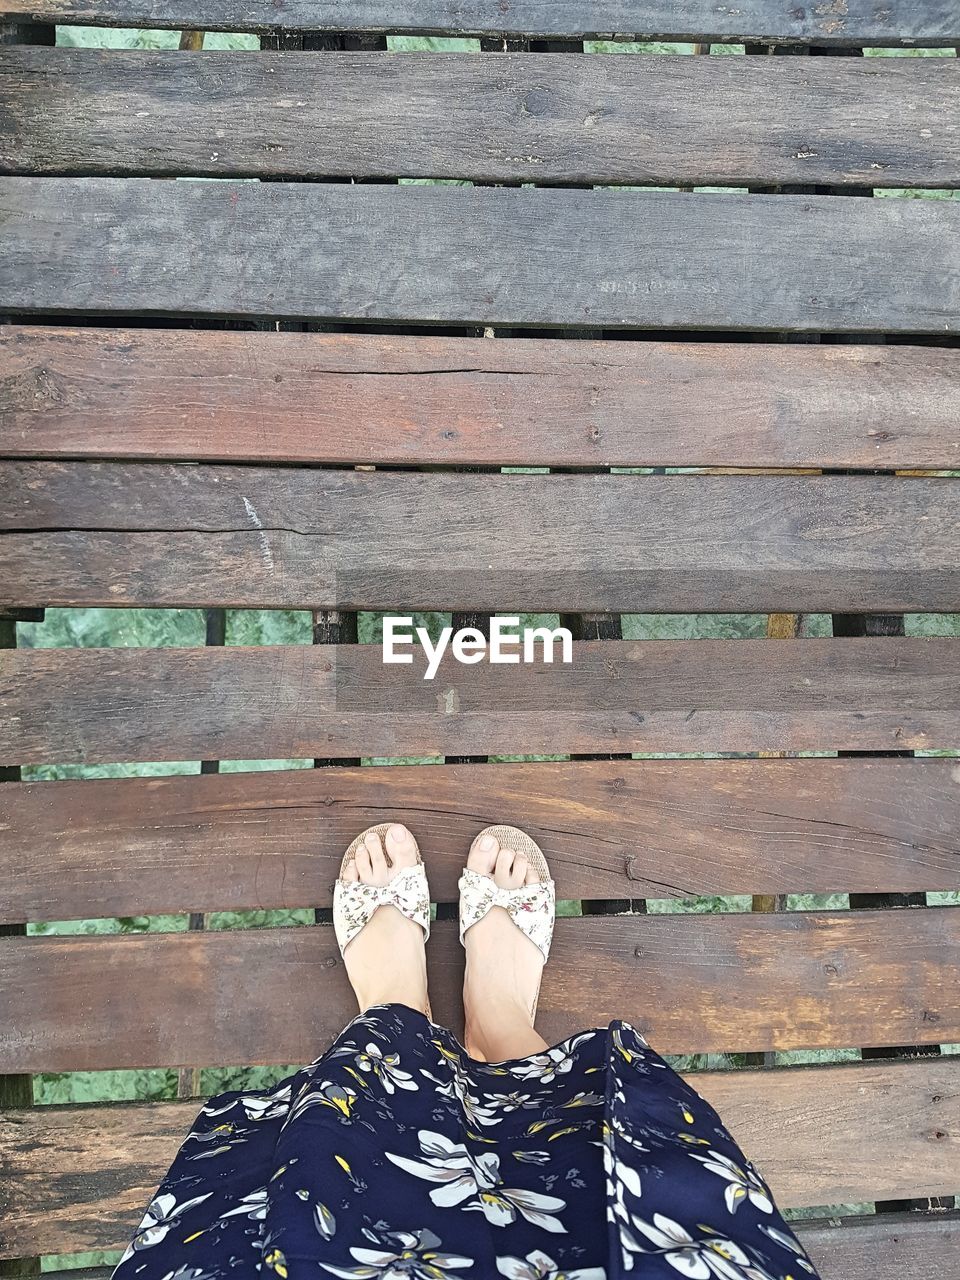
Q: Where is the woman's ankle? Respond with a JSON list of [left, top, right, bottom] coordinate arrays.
[[465, 1005, 549, 1062]]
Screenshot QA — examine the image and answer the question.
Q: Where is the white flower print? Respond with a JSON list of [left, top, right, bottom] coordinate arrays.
[[158, 1267, 220, 1280], [602, 1120, 644, 1225], [508, 1033, 596, 1083], [184, 1122, 249, 1160], [386, 1130, 567, 1232], [319, 1226, 473, 1278], [218, 1186, 269, 1222], [118, 1191, 213, 1262], [465, 1184, 567, 1234], [496, 1248, 607, 1279], [688, 1150, 774, 1215], [200, 1085, 290, 1123], [285, 1080, 358, 1126], [478, 1090, 538, 1114], [386, 1129, 497, 1208], [242, 1085, 291, 1121], [421, 1066, 498, 1129], [313, 1201, 337, 1240], [621, 1212, 773, 1278], [355, 1042, 418, 1094], [757, 1224, 816, 1273]]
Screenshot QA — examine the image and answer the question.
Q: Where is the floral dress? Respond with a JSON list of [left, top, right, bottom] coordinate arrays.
[[113, 1004, 820, 1280]]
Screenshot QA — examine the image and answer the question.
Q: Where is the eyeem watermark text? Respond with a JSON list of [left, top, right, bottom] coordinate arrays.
[[383, 616, 573, 681]]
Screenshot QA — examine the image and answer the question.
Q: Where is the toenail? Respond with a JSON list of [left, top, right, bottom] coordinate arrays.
[[389, 824, 407, 841], [480, 835, 496, 851]]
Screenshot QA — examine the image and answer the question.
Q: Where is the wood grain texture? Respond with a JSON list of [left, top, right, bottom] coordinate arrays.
[[1, 910, 958, 1070], [3, 464, 960, 611], [2, 178, 959, 333], [3, 639, 960, 764], [3, 758, 959, 923], [27, 1216, 960, 1280], [1, 1060, 956, 1257], [3, 49, 959, 188], [0, 0, 956, 42], [3, 326, 960, 469], [796, 1214, 960, 1280]]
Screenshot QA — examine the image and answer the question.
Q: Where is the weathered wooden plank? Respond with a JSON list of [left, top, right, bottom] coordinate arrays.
[[0, 0, 957, 43], [1, 1061, 956, 1258], [3, 326, 959, 470], [795, 1214, 960, 1280], [3, 758, 959, 923], [27, 1216, 960, 1280], [3, 464, 960, 611], [1, 910, 958, 1070], [3, 49, 959, 188], [2, 179, 958, 333], [4, 639, 960, 764]]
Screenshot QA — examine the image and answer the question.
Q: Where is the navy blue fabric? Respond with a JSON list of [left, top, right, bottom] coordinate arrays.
[[113, 1004, 820, 1279]]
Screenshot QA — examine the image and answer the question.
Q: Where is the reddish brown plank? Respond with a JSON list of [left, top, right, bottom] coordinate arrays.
[[1, 910, 958, 1071], [3, 50, 959, 188], [2, 326, 959, 469], [3, 758, 959, 923], [3, 640, 960, 765], [1, 1060, 956, 1258], [3, 464, 960, 611], [2, 178, 959, 333], [0, 0, 955, 43]]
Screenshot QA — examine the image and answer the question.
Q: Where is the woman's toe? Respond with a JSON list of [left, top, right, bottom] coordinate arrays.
[[524, 858, 540, 886], [342, 860, 360, 884], [385, 823, 418, 868], [467, 831, 500, 876], [494, 846, 517, 887], [354, 844, 374, 882], [364, 832, 389, 880], [509, 853, 528, 889]]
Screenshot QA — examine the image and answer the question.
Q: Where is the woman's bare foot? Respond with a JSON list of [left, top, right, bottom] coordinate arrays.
[[462, 831, 550, 1062], [340, 824, 429, 1016]]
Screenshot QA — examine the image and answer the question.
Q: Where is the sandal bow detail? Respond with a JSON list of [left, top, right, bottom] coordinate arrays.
[[458, 825, 556, 962], [333, 824, 431, 956]]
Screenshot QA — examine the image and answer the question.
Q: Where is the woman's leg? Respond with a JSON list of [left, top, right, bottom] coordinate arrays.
[[340, 823, 429, 1015], [461, 830, 550, 1061]]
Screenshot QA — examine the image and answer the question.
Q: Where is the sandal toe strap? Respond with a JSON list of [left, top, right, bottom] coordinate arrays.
[[334, 864, 431, 955], [458, 867, 555, 961]]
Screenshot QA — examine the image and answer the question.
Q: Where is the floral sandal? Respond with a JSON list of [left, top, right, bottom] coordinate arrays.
[[458, 824, 556, 1021], [333, 823, 432, 959]]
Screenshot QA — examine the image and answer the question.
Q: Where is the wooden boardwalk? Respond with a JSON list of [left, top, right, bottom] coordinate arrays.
[[0, 2, 958, 1274]]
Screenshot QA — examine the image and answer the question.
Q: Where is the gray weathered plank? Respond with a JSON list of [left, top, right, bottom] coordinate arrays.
[[2, 178, 958, 332], [1, 1063, 957, 1257], [2, 464, 959, 612], [0, 0, 957, 43], [3, 326, 960, 470], [3, 49, 959, 188], [4, 757, 958, 922], [3, 639, 959, 764]]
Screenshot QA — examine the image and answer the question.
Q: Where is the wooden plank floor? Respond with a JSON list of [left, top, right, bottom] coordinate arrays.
[[0, 10, 957, 1268], [1, 1057, 956, 1256], [3, 326, 959, 470], [4, 640, 960, 764], [2, 910, 958, 1068], [2, 179, 959, 332], [26, 1216, 960, 1280], [4, 49, 959, 188], [4, 465, 959, 611], [3, 759, 958, 922], [2, 0, 957, 43]]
